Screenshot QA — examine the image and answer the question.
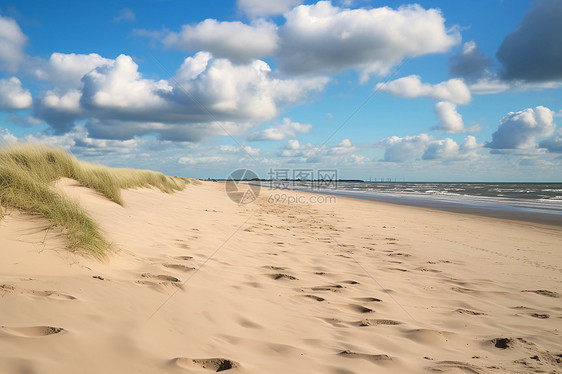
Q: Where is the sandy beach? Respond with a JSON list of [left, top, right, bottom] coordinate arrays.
[[1, 180, 561, 374]]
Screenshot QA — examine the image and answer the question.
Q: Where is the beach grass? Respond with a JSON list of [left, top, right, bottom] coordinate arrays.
[[0, 143, 190, 258]]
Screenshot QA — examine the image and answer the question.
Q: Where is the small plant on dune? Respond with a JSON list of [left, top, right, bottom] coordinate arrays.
[[0, 143, 191, 258]]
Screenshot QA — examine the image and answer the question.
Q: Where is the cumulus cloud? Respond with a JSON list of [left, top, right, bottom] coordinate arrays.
[[379, 134, 481, 162], [141, 2, 458, 79], [0, 77, 32, 110], [237, 0, 303, 18], [449, 41, 493, 82], [329, 138, 356, 154], [162, 19, 278, 63], [422, 138, 459, 160], [432, 102, 481, 133], [379, 134, 431, 162], [433, 101, 464, 133], [34, 53, 327, 141], [497, 0, 562, 82], [248, 117, 311, 141], [487, 106, 555, 150], [0, 125, 142, 155], [277, 2, 459, 78], [29, 52, 112, 89], [219, 144, 260, 156], [0, 15, 27, 72], [279, 138, 364, 164], [539, 129, 562, 153], [179, 155, 226, 165], [376, 75, 471, 105]]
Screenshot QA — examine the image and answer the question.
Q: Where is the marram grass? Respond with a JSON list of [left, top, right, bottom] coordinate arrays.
[[0, 143, 192, 258]]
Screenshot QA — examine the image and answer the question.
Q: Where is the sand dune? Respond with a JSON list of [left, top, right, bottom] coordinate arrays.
[[1, 180, 561, 373]]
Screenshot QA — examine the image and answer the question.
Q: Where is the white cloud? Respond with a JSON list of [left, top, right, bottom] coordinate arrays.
[[0, 128, 18, 144], [162, 19, 278, 63], [377, 75, 471, 105], [278, 2, 459, 78], [114, 8, 135, 22], [379, 133, 481, 162], [30, 52, 112, 89], [279, 138, 363, 164], [248, 117, 312, 141], [0, 125, 142, 155], [433, 101, 464, 133], [0, 15, 27, 72], [179, 156, 226, 165], [379, 133, 431, 162], [329, 138, 356, 154], [34, 53, 327, 141], [422, 138, 459, 160], [487, 106, 555, 150], [0, 77, 32, 110], [237, 0, 303, 18], [81, 55, 171, 110], [219, 144, 260, 156]]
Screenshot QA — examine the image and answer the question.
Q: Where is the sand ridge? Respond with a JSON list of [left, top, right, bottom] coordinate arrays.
[[0, 180, 561, 373]]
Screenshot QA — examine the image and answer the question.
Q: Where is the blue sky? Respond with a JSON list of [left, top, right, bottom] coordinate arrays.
[[0, 0, 561, 181]]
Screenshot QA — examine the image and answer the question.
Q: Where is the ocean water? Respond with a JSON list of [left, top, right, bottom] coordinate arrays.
[[284, 181, 562, 219]]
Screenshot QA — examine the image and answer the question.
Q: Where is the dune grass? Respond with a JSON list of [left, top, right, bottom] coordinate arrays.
[[0, 143, 191, 258]]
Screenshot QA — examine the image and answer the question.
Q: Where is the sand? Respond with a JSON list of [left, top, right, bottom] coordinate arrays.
[[1, 179, 561, 373]]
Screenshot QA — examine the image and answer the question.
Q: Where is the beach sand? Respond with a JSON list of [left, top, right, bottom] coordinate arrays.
[[1, 180, 561, 373]]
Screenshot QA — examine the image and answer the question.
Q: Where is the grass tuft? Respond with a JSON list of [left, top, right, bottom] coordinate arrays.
[[0, 143, 191, 258]]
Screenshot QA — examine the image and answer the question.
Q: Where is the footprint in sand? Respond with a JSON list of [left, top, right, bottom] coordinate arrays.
[[338, 350, 392, 364], [428, 361, 486, 374], [141, 273, 180, 282], [346, 304, 374, 313], [261, 265, 287, 271], [456, 308, 486, 316], [530, 313, 550, 319], [0, 326, 65, 337], [311, 284, 344, 292], [137, 273, 182, 288], [0, 284, 76, 300], [163, 263, 196, 272], [522, 289, 560, 298], [174, 256, 193, 261], [302, 294, 325, 302], [355, 297, 382, 303], [357, 319, 400, 326], [171, 357, 239, 372], [268, 273, 298, 281]]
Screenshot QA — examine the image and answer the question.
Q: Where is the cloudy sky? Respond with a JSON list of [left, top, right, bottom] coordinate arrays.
[[0, 0, 561, 181]]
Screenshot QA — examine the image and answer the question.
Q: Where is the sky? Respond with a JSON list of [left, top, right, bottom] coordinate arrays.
[[0, 0, 561, 181]]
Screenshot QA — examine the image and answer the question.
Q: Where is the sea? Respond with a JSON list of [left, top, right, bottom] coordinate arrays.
[[274, 181, 562, 226]]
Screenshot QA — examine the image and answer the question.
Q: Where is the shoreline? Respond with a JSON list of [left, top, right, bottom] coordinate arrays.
[[289, 188, 562, 227]]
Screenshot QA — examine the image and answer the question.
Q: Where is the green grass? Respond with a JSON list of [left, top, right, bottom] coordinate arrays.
[[0, 143, 192, 259]]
